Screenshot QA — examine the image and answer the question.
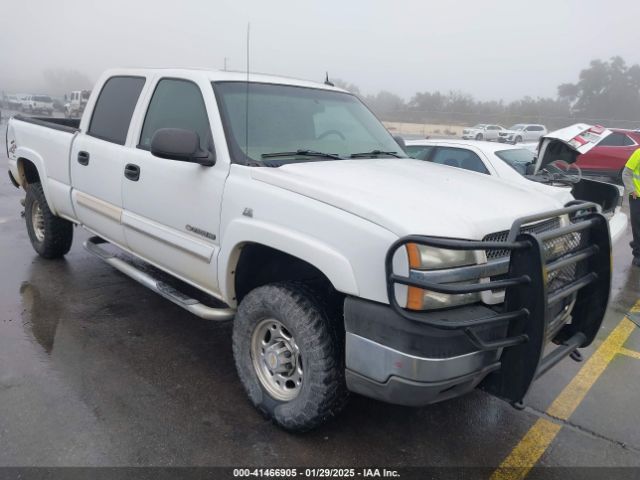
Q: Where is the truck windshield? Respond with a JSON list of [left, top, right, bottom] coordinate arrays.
[[213, 82, 406, 165]]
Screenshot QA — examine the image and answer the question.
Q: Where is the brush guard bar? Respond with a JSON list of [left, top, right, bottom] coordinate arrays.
[[385, 202, 611, 404]]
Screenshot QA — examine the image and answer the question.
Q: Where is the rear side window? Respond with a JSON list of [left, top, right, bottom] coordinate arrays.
[[139, 78, 212, 151], [598, 132, 635, 147], [431, 147, 489, 174], [88, 76, 145, 145], [405, 145, 434, 160]]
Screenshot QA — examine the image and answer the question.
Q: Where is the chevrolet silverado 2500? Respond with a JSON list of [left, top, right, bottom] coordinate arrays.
[[6, 68, 612, 431]]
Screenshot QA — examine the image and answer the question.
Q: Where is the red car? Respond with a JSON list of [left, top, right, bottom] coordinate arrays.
[[575, 128, 640, 181]]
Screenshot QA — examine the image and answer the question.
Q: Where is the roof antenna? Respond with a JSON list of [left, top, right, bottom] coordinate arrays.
[[245, 22, 251, 162], [324, 72, 334, 87]]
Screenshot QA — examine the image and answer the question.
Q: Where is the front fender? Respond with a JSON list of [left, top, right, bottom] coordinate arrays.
[[218, 217, 359, 306]]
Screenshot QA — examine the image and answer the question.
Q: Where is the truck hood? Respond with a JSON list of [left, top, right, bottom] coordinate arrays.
[[252, 158, 564, 239]]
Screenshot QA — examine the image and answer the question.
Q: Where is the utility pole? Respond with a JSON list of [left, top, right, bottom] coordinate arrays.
[[223, 57, 228, 71]]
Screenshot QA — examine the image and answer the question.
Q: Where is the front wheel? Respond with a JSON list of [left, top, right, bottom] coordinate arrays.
[[475, 133, 483, 141], [232, 282, 348, 431], [514, 136, 522, 144], [25, 182, 73, 259]]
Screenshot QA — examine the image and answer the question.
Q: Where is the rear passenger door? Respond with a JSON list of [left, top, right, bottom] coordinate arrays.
[[121, 77, 228, 295], [486, 125, 499, 141], [525, 126, 543, 142], [430, 146, 492, 175], [70, 76, 146, 246]]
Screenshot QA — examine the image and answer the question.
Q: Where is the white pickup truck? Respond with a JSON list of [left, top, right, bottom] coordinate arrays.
[[6, 68, 613, 431]]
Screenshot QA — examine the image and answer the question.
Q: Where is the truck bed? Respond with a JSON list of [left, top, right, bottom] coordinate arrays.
[[7, 114, 79, 220], [12, 114, 80, 133]]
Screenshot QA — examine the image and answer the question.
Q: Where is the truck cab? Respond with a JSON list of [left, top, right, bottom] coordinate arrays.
[[6, 68, 612, 431]]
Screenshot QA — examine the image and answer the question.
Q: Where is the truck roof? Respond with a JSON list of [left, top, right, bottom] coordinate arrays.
[[99, 67, 348, 93]]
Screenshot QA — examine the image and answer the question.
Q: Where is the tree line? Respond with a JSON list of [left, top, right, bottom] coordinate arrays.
[[335, 56, 640, 130]]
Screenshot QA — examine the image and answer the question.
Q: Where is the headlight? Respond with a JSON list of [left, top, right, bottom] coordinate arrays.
[[405, 243, 480, 310]]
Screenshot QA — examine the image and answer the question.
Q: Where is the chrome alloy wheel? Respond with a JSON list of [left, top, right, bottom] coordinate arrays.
[[251, 318, 303, 401], [31, 200, 45, 242]]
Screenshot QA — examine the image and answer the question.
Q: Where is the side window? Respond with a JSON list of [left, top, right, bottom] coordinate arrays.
[[88, 76, 145, 145], [405, 145, 434, 160], [598, 133, 635, 147], [431, 147, 489, 174], [139, 78, 212, 151]]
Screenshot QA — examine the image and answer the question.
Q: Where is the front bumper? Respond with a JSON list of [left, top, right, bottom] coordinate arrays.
[[346, 203, 612, 407], [344, 298, 503, 406]]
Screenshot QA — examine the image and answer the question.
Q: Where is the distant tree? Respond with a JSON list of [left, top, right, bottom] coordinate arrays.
[[557, 56, 640, 122], [408, 91, 446, 112], [363, 90, 406, 116]]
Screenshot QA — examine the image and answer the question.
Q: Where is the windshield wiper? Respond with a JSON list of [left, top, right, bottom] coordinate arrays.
[[261, 149, 342, 160], [349, 150, 401, 158]]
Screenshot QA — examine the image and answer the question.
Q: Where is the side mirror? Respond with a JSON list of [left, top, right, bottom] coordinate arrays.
[[150, 128, 215, 166]]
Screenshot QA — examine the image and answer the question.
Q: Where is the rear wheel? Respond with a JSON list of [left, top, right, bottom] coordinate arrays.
[[232, 282, 348, 431], [25, 182, 73, 259]]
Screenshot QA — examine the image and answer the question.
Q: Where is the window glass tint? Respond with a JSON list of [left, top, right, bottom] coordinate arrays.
[[598, 132, 635, 147], [405, 145, 434, 160], [495, 148, 536, 175], [431, 147, 489, 174], [88, 76, 145, 145], [33, 95, 51, 102], [140, 79, 211, 151]]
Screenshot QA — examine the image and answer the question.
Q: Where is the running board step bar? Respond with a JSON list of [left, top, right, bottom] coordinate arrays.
[[83, 236, 235, 321]]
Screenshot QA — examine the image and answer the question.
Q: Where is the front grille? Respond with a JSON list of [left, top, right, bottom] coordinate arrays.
[[483, 217, 561, 260], [484, 217, 587, 301], [544, 230, 586, 294]]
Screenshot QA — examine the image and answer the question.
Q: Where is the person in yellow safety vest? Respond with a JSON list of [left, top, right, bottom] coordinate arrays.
[[622, 147, 640, 266]]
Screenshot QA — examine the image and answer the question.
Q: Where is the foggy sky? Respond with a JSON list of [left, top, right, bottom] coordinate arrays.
[[1, 0, 639, 100]]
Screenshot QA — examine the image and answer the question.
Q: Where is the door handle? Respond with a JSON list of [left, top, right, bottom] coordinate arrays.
[[77, 151, 90, 166], [124, 163, 140, 181]]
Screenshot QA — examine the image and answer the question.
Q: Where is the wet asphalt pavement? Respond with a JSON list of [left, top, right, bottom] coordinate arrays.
[[0, 129, 639, 472]]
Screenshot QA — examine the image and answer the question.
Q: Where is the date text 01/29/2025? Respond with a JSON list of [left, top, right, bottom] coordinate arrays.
[[232, 468, 400, 478]]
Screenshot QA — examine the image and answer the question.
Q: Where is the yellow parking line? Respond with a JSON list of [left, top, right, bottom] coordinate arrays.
[[490, 419, 561, 480], [546, 318, 636, 419], [618, 347, 640, 361], [491, 301, 640, 480]]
